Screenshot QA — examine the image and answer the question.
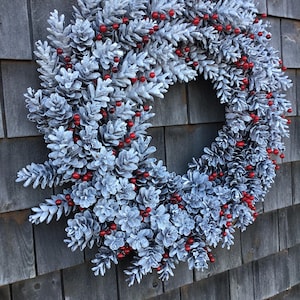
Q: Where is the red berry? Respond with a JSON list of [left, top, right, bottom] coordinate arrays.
[[187, 237, 194, 244], [112, 23, 119, 30], [114, 57, 120, 63], [73, 114, 80, 121], [64, 56, 71, 63], [99, 230, 106, 237], [153, 25, 159, 31], [248, 62, 254, 69], [226, 214, 232, 219], [145, 207, 152, 213], [258, 31, 263, 37], [261, 13, 267, 18], [203, 14, 209, 21], [225, 24, 232, 31], [149, 28, 155, 35], [216, 25, 223, 32], [117, 252, 125, 259], [212, 13, 218, 20], [125, 137, 131, 144], [110, 223, 117, 230], [68, 200, 75, 207], [99, 25, 107, 33], [273, 149, 279, 155], [236, 141, 245, 147], [104, 74, 111, 80], [152, 11, 159, 19], [163, 252, 169, 259], [234, 28, 241, 34], [127, 120, 134, 127], [149, 72, 156, 78], [118, 141, 124, 148], [169, 9, 175, 17], [287, 108, 293, 113], [65, 194, 71, 201], [135, 111, 142, 117], [242, 78, 249, 85], [72, 172, 81, 180], [241, 56, 248, 62], [112, 66, 118, 73], [266, 33, 271, 39], [140, 76, 146, 82], [193, 61, 199, 67], [280, 153, 285, 159], [143, 171, 150, 178], [95, 34, 102, 41], [116, 101, 122, 107], [143, 35, 149, 43], [248, 172, 255, 178], [226, 221, 232, 227], [282, 66, 287, 71], [122, 17, 129, 24], [56, 48, 63, 55], [131, 77, 138, 84], [160, 13, 166, 20], [143, 105, 150, 111], [82, 175, 89, 181], [268, 100, 274, 106], [185, 244, 191, 251], [193, 17, 200, 26], [129, 132, 136, 139], [243, 63, 249, 70], [55, 199, 62, 205]]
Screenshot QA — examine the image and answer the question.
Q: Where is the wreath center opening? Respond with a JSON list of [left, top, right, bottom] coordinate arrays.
[[150, 75, 225, 175]]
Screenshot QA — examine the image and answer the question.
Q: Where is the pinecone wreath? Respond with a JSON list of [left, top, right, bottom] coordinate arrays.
[[17, 0, 292, 285]]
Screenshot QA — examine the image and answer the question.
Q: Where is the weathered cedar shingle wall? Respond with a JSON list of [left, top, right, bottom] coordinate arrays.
[[0, 0, 299, 299]]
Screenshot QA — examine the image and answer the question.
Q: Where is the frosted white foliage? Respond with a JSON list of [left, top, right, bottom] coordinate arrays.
[[17, 0, 292, 286]]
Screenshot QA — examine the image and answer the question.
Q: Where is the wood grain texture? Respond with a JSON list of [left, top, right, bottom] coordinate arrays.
[[147, 288, 180, 300], [0, 137, 51, 213], [0, 210, 35, 285], [187, 76, 225, 124], [63, 262, 118, 300], [288, 244, 300, 287], [268, 0, 300, 20], [229, 262, 254, 300], [278, 204, 300, 250], [117, 257, 163, 300], [283, 117, 300, 163], [163, 262, 193, 293], [292, 162, 300, 205], [253, 251, 289, 299], [0, 285, 11, 300], [34, 217, 84, 275], [165, 123, 223, 174], [0, 0, 32, 59], [268, 283, 300, 300], [151, 83, 188, 127], [11, 271, 62, 300], [264, 163, 293, 212], [241, 211, 279, 264], [1, 61, 40, 138], [281, 19, 300, 68], [195, 231, 242, 281], [181, 271, 230, 300], [30, 0, 76, 44]]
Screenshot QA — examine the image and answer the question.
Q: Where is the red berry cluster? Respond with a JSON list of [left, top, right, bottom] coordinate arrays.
[[117, 244, 133, 259], [241, 191, 256, 213], [169, 192, 185, 209]]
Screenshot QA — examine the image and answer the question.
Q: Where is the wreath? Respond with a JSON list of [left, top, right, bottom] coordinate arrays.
[[17, 0, 292, 285]]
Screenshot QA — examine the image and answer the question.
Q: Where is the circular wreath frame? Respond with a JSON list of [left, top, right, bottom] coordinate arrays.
[[17, 0, 292, 285]]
